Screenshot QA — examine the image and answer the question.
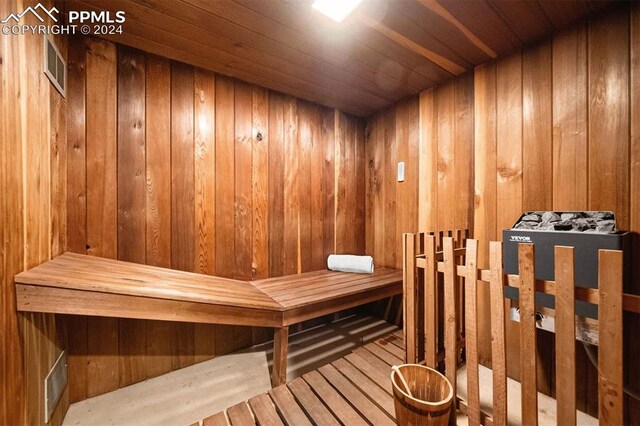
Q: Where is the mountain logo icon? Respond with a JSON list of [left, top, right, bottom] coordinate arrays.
[[1, 3, 59, 24]]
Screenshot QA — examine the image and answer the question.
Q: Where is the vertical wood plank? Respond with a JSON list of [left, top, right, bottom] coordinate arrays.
[[436, 81, 455, 231], [309, 105, 325, 270], [86, 38, 117, 259], [454, 73, 474, 232], [442, 237, 457, 424], [473, 62, 497, 365], [233, 81, 254, 349], [117, 47, 147, 388], [297, 103, 313, 271], [496, 53, 523, 381], [22, 0, 50, 270], [117, 46, 146, 265], [65, 37, 88, 404], [496, 52, 522, 237], [252, 86, 270, 345], [463, 239, 480, 425], [552, 23, 588, 210], [145, 320, 172, 379], [194, 68, 216, 275], [252, 86, 269, 279], [171, 62, 195, 369], [171, 62, 195, 273], [268, 93, 285, 277], [145, 55, 172, 269], [321, 108, 336, 262], [194, 68, 217, 362], [283, 97, 299, 274], [50, 64, 67, 259], [345, 115, 357, 253], [213, 75, 235, 358], [419, 89, 437, 232], [489, 241, 507, 426], [354, 120, 366, 254], [85, 38, 119, 398], [234, 81, 253, 280], [396, 98, 419, 262], [555, 246, 576, 426], [145, 55, 173, 379], [382, 109, 397, 268], [66, 36, 87, 255], [215, 76, 235, 278], [86, 317, 119, 397], [588, 8, 630, 230], [522, 40, 552, 211], [518, 243, 538, 426], [335, 111, 350, 253], [598, 249, 624, 426]]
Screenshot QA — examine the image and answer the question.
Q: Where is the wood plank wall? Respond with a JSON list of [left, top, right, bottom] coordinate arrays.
[[365, 4, 639, 420], [0, 0, 70, 424], [64, 36, 366, 402]]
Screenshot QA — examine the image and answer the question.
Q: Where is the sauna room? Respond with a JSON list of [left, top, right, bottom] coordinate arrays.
[[1, 0, 639, 424]]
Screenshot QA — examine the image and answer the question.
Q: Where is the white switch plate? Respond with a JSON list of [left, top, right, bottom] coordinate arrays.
[[397, 162, 405, 182]]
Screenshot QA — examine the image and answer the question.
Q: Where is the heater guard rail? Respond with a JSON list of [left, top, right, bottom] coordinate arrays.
[[403, 231, 639, 426]]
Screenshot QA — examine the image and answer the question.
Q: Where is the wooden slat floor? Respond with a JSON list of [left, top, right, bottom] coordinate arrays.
[[200, 331, 406, 426]]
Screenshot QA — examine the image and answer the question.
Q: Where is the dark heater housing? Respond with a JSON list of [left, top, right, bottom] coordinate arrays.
[[503, 211, 631, 319]]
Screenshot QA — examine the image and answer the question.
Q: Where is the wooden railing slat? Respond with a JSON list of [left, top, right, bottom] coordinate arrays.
[[443, 237, 458, 425], [463, 239, 480, 426], [489, 241, 507, 426], [417, 233, 426, 359], [554, 246, 576, 426], [598, 249, 624, 425], [518, 243, 538, 426], [403, 233, 417, 363], [424, 235, 438, 368]]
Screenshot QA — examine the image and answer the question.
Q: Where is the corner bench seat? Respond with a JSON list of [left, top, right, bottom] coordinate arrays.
[[14, 252, 402, 386]]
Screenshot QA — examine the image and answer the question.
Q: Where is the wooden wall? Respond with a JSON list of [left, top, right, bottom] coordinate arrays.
[[64, 36, 366, 401], [0, 0, 70, 424], [365, 3, 639, 420]]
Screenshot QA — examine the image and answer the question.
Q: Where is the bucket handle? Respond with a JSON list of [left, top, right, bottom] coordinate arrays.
[[392, 365, 413, 397]]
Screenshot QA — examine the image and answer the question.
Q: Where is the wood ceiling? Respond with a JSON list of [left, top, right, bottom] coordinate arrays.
[[62, 0, 614, 116]]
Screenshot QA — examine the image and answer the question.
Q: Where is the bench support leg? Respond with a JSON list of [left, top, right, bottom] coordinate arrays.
[[272, 326, 289, 387]]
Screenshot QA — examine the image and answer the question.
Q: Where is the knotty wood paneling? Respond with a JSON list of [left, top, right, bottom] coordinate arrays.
[[365, 4, 639, 419], [65, 37, 366, 401]]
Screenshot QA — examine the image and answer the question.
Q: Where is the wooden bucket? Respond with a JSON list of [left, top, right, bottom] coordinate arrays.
[[391, 364, 454, 426]]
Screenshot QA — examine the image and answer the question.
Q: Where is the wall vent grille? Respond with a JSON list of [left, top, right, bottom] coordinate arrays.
[[43, 36, 66, 97]]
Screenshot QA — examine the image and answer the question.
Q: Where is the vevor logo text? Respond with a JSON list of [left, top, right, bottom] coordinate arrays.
[[510, 236, 532, 243], [1, 3, 58, 23]]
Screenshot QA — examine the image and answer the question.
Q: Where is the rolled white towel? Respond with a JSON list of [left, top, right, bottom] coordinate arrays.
[[327, 254, 374, 274]]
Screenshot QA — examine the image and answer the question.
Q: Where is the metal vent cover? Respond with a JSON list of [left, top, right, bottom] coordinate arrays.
[[44, 351, 68, 423], [43, 36, 66, 97]]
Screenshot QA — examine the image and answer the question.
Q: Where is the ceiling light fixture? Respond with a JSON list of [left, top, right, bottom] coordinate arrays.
[[312, 0, 362, 22]]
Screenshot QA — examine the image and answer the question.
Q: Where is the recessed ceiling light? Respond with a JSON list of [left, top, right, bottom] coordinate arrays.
[[312, 0, 362, 22]]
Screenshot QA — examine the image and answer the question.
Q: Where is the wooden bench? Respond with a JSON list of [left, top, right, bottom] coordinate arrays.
[[14, 252, 402, 387]]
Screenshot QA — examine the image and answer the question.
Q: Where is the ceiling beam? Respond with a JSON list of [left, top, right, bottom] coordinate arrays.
[[359, 15, 466, 75], [416, 0, 497, 58]]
